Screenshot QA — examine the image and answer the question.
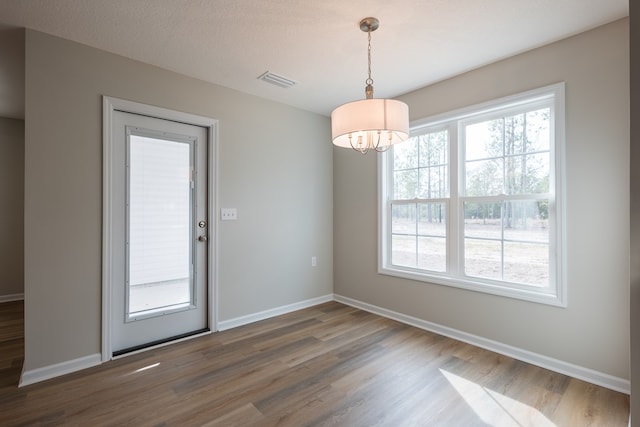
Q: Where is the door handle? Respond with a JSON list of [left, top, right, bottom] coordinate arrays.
[[198, 235, 208, 242]]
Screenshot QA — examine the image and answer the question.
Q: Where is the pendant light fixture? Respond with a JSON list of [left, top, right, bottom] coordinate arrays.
[[331, 17, 409, 154]]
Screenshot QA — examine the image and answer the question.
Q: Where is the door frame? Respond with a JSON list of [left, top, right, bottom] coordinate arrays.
[[102, 96, 218, 362]]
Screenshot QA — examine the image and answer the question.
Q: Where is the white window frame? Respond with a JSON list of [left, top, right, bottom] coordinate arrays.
[[378, 83, 567, 306]]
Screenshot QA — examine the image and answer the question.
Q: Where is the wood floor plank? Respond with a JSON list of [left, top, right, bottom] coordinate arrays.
[[0, 300, 630, 426], [201, 402, 265, 427]]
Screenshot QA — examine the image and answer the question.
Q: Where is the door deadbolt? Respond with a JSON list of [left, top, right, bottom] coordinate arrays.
[[198, 221, 207, 228]]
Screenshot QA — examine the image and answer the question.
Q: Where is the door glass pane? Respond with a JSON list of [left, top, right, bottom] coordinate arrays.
[[128, 134, 192, 318]]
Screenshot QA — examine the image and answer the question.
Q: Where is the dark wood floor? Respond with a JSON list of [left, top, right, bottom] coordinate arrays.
[[0, 300, 630, 426]]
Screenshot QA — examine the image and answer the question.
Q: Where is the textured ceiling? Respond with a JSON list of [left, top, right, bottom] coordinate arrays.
[[0, 0, 630, 119]]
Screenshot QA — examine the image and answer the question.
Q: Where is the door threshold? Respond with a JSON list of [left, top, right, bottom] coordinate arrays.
[[112, 328, 211, 358]]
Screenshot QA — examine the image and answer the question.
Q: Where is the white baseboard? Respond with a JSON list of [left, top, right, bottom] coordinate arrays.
[[16, 294, 628, 395], [217, 294, 334, 331], [17, 295, 333, 386], [19, 353, 102, 387], [0, 293, 24, 303], [334, 294, 630, 395]]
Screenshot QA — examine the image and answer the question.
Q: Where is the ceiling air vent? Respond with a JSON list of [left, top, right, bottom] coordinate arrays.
[[257, 71, 297, 89]]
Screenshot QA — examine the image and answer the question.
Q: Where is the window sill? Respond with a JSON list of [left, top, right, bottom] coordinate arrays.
[[378, 265, 566, 307]]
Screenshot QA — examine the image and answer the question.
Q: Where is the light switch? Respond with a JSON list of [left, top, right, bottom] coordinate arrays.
[[221, 208, 237, 220]]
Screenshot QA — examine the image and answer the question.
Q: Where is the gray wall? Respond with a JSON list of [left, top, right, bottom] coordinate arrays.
[[335, 19, 630, 379], [0, 27, 25, 120], [23, 30, 333, 371], [0, 117, 24, 298], [630, 1, 639, 423]]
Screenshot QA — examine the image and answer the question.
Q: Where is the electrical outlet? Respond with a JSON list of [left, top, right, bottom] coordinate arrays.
[[311, 256, 317, 267], [221, 208, 237, 221]]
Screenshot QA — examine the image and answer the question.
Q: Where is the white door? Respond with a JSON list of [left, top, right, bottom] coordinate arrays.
[[110, 110, 209, 355]]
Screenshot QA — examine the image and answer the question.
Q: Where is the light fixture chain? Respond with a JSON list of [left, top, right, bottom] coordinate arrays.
[[366, 29, 373, 86]]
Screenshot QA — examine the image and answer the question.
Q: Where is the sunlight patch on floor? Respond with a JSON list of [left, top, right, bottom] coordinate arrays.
[[134, 362, 160, 373], [440, 369, 556, 427], [124, 362, 161, 377]]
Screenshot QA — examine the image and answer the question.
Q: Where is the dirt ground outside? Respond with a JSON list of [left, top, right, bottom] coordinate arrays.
[[391, 218, 549, 286]]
